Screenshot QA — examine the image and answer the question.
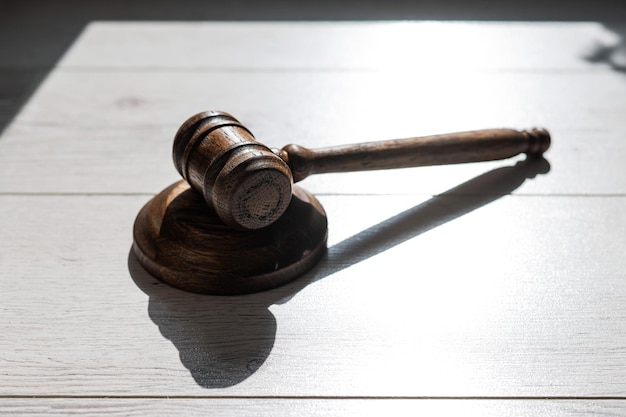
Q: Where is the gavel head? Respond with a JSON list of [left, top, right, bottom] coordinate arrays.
[[173, 111, 293, 230]]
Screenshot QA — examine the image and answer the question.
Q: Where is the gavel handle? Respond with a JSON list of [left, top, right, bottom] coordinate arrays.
[[279, 128, 550, 182]]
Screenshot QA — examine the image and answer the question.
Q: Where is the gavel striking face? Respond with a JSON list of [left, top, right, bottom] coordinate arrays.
[[173, 111, 550, 230]]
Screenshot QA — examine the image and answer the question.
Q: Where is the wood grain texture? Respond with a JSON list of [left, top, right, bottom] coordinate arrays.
[[10, 70, 626, 132], [282, 128, 549, 181], [0, 193, 625, 396], [57, 22, 620, 71], [1, 20, 626, 414], [132, 181, 327, 294], [2, 399, 626, 417], [1, 71, 625, 195], [172, 111, 294, 230]]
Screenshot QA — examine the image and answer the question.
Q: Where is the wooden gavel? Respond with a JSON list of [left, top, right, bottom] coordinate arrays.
[[173, 111, 550, 230], [134, 111, 551, 294]]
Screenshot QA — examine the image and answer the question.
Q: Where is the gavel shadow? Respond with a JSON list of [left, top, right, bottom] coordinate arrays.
[[128, 156, 550, 388]]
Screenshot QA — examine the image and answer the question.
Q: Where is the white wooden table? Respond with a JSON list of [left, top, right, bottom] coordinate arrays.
[[1, 22, 625, 415]]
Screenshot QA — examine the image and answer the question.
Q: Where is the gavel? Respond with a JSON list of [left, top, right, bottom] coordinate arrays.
[[134, 111, 551, 294], [173, 110, 550, 230]]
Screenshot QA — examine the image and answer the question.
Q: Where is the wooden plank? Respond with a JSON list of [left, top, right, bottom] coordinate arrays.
[[11, 69, 626, 132], [58, 22, 620, 71], [1, 70, 624, 195], [0, 123, 621, 196], [1, 194, 624, 396], [2, 398, 626, 417]]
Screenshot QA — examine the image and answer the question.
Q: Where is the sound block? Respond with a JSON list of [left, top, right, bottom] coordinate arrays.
[[132, 180, 328, 295]]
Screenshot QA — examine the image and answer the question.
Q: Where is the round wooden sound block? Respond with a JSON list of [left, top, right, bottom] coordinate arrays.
[[132, 180, 328, 295]]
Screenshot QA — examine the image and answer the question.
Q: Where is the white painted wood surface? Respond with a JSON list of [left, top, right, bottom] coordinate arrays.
[[2, 71, 626, 195], [1, 399, 625, 417], [1, 22, 625, 415], [57, 22, 620, 70]]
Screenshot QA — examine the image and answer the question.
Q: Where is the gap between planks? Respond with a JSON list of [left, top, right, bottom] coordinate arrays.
[[2, 395, 626, 401], [1, 192, 625, 198]]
